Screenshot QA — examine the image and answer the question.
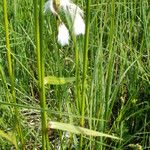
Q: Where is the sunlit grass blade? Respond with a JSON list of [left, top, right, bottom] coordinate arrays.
[[44, 76, 75, 85], [48, 121, 122, 140]]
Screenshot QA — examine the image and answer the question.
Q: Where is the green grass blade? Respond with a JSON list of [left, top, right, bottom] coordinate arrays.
[[48, 121, 122, 140], [33, 0, 49, 149], [44, 76, 75, 85], [2, 0, 24, 148], [80, 0, 91, 148], [0, 130, 18, 149]]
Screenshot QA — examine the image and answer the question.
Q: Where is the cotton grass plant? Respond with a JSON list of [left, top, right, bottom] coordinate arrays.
[[44, 0, 85, 45], [0, 0, 150, 149]]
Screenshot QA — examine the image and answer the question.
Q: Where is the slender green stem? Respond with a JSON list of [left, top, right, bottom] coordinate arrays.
[[80, 0, 91, 148], [3, 0, 13, 94], [74, 36, 80, 114], [104, 0, 115, 126], [33, 0, 49, 149], [39, 0, 49, 148], [2, 0, 24, 149], [0, 65, 9, 100], [33, 0, 41, 83]]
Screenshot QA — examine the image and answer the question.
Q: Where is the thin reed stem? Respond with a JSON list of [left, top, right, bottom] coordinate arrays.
[[104, 0, 115, 126], [80, 0, 91, 148], [3, 0, 14, 95], [74, 36, 80, 113], [33, 0, 49, 149], [2, 0, 25, 149]]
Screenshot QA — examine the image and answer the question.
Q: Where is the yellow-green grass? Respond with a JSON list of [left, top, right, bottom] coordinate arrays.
[[0, 0, 149, 149]]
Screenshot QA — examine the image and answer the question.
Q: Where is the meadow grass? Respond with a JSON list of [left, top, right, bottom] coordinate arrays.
[[0, 0, 150, 149]]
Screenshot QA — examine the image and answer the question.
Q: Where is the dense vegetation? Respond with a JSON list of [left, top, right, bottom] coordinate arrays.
[[0, 0, 149, 149]]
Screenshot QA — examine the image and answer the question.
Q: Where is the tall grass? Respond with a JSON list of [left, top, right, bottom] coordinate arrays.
[[33, 0, 49, 149], [0, 0, 150, 149], [80, 0, 91, 148], [2, 0, 24, 149]]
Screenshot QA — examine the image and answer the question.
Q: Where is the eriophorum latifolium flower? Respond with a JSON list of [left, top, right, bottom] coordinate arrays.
[[44, 0, 85, 46], [57, 22, 70, 46]]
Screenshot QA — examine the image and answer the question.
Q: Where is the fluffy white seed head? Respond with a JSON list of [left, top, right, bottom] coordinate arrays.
[[61, 1, 85, 35], [44, 0, 85, 45], [60, 0, 70, 9], [65, 2, 84, 17], [57, 23, 70, 46], [73, 14, 85, 35]]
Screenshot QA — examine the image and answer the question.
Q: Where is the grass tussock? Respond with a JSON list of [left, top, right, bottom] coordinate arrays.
[[0, 0, 150, 149]]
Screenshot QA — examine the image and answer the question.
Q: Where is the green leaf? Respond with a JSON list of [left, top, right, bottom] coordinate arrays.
[[0, 130, 18, 149], [48, 121, 122, 140], [44, 76, 75, 85]]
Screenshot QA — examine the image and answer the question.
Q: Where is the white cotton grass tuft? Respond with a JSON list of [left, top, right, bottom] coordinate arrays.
[[60, 1, 85, 35], [72, 14, 85, 35], [57, 23, 70, 46], [60, 0, 70, 9], [44, 0, 85, 45]]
